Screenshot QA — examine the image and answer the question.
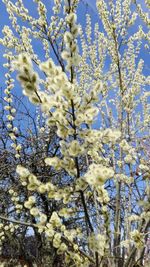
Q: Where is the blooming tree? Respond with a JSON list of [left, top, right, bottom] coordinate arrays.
[[0, 0, 150, 266]]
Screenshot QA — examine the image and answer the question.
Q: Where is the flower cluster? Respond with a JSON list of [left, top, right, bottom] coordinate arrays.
[[3, 53, 22, 159], [84, 163, 114, 186], [96, 185, 110, 204], [13, 54, 41, 104], [9, 189, 23, 214], [130, 230, 144, 248], [88, 233, 108, 256], [62, 12, 80, 70], [0, 222, 18, 247]]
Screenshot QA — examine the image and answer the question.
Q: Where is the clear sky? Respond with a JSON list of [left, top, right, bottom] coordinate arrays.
[[0, 0, 149, 90], [0, 0, 98, 86]]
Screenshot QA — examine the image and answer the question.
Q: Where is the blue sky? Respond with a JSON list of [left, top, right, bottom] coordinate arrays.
[[0, 0, 98, 134], [0, 0, 149, 95], [0, 0, 96, 77]]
